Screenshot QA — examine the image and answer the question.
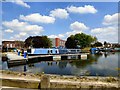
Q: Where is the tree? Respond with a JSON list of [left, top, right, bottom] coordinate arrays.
[[104, 41, 107, 48], [65, 35, 77, 49], [24, 36, 33, 48], [104, 41, 107, 46], [92, 41, 103, 47], [24, 36, 52, 48], [65, 33, 97, 48], [74, 33, 96, 48]]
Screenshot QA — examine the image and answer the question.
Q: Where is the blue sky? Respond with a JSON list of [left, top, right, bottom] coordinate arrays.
[[2, 1, 118, 43]]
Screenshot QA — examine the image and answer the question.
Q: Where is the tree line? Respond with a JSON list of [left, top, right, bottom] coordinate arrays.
[[24, 36, 52, 48], [65, 33, 99, 49], [24, 33, 102, 48]]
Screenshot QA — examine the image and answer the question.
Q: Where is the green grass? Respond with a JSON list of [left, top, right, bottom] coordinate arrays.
[[81, 47, 91, 52]]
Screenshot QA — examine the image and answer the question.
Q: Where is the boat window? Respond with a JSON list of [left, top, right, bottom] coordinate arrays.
[[56, 50, 57, 53], [51, 50, 52, 53], [48, 50, 50, 54]]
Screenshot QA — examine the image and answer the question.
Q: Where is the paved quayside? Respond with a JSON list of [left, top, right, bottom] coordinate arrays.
[[7, 52, 27, 67]]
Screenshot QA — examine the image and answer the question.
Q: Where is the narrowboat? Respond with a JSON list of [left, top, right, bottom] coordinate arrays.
[[27, 48, 59, 56], [27, 48, 81, 56]]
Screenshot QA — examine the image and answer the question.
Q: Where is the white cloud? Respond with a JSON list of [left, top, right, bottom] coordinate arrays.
[[70, 21, 89, 31], [2, 19, 44, 32], [12, 0, 30, 8], [19, 32, 27, 36], [2, 19, 44, 40], [91, 26, 117, 34], [91, 26, 118, 43], [48, 21, 89, 39], [48, 22, 89, 40], [50, 8, 69, 19], [67, 5, 97, 14], [66, 30, 82, 37], [20, 13, 55, 24], [48, 35, 58, 38], [2, 38, 15, 41], [90, 13, 118, 43], [4, 29, 14, 33], [48, 34, 65, 39], [58, 34, 65, 38], [103, 13, 119, 26], [0, 30, 2, 45], [48, 31, 83, 40], [13, 32, 27, 40]]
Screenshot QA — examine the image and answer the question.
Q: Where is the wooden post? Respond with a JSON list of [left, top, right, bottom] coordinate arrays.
[[81, 54, 87, 60], [78, 55, 81, 59], [41, 75, 50, 88]]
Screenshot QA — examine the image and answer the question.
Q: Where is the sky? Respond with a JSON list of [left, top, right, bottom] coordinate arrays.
[[1, 0, 119, 43]]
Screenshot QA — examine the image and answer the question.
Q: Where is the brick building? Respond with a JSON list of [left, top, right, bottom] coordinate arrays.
[[2, 41, 24, 48], [50, 38, 66, 48]]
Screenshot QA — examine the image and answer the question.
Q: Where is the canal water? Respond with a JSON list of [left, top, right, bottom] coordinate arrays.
[[1, 52, 120, 77]]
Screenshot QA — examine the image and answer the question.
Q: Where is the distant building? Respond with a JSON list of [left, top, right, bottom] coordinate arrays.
[[111, 43, 120, 48], [2, 41, 24, 48], [103, 43, 120, 48], [49, 38, 66, 48]]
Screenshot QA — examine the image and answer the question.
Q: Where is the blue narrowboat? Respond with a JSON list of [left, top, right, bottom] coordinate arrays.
[[27, 48, 81, 55], [27, 48, 59, 55]]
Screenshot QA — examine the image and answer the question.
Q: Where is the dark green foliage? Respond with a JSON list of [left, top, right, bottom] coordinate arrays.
[[104, 41, 108, 48], [65, 35, 77, 49], [65, 33, 97, 48], [24, 36, 52, 48], [92, 42, 103, 47], [24, 36, 33, 48], [104, 41, 107, 46]]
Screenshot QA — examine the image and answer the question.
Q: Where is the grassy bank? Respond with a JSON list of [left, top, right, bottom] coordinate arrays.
[[81, 47, 91, 53]]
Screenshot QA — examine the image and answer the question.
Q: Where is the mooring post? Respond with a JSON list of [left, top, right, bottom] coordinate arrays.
[[78, 55, 81, 59], [41, 75, 50, 88], [18, 50, 20, 56], [24, 50, 27, 58]]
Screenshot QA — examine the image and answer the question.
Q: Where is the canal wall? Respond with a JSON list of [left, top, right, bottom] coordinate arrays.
[[1, 70, 119, 89]]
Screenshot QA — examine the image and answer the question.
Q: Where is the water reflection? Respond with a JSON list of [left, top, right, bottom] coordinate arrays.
[[103, 52, 115, 58], [28, 64, 34, 67], [2, 52, 119, 77], [104, 52, 108, 58], [2, 61, 8, 70], [58, 61, 67, 69], [67, 55, 78, 59], [48, 62, 53, 66], [24, 65, 27, 72], [69, 54, 102, 69]]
